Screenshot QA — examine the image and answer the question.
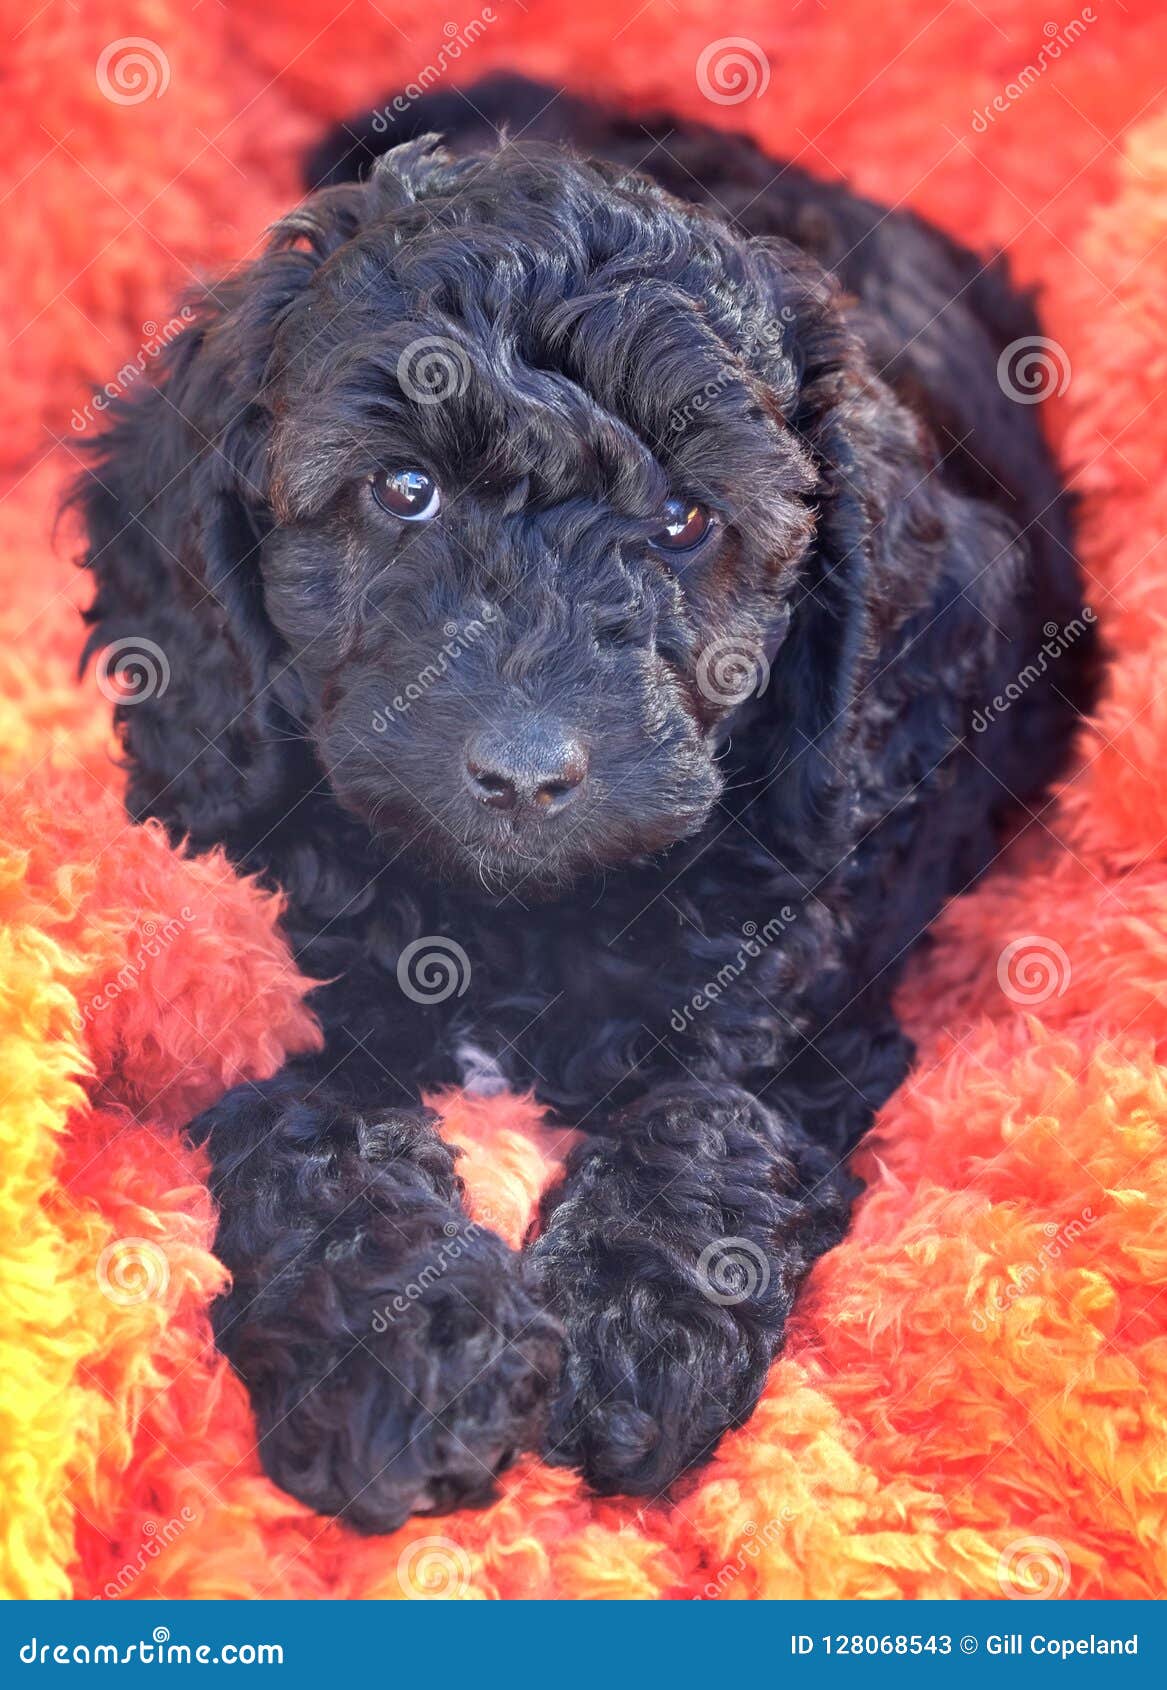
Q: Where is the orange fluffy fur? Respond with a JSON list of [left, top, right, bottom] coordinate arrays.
[[1, 0, 1165, 1601]]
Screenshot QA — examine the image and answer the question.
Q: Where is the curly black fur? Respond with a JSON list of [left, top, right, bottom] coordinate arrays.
[[74, 76, 1097, 1531]]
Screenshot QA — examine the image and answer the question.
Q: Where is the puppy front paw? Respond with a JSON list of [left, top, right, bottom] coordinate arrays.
[[252, 1239, 561, 1532], [537, 1283, 770, 1498], [210, 1101, 563, 1533], [239, 1213, 562, 1531], [526, 1088, 858, 1498]]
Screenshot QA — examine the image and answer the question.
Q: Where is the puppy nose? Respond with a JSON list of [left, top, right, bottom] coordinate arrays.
[[465, 725, 588, 818]]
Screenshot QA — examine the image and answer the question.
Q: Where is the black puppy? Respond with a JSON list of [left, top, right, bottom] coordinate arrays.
[[77, 75, 1096, 1532]]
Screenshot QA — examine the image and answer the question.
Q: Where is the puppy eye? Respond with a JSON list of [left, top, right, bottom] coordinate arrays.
[[370, 468, 441, 522], [650, 497, 711, 553]]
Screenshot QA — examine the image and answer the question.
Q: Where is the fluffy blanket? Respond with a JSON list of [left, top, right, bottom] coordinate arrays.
[[2, 0, 1165, 1601]]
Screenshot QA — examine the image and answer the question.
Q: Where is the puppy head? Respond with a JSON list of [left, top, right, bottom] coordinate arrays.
[[79, 139, 870, 900]]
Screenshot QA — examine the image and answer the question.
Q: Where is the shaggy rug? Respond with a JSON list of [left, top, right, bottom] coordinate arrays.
[[2, 0, 1165, 1601]]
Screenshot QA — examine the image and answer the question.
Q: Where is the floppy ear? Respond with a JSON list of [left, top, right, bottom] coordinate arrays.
[[765, 399, 906, 855], [73, 186, 371, 856], [754, 270, 981, 871]]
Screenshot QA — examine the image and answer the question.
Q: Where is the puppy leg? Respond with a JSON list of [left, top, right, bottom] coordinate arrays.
[[193, 1070, 562, 1533], [528, 1079, 861, 1497]]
